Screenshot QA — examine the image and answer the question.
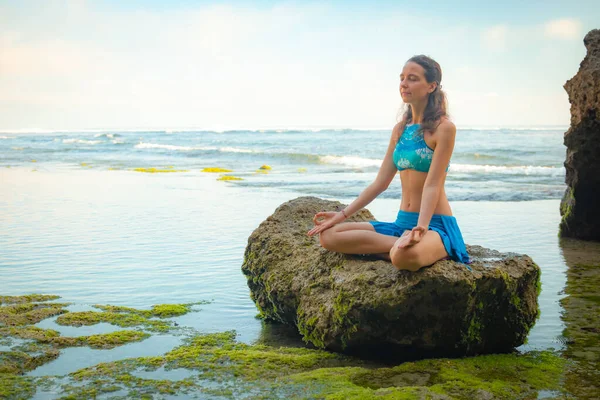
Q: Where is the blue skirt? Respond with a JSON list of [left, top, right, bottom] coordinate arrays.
[[369, 210, 471, 268]]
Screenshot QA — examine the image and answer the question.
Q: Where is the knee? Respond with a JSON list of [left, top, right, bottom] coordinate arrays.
[[319, 228, 336, 250], [389, 246, 422, 271]]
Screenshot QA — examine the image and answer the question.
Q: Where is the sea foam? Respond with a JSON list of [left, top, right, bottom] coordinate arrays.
[[135, 142, 255, 153], [450, 164, 564, 176], [317, 155, 564, 176], [62, 139, 101, 145], [319, 155, 381, 168]]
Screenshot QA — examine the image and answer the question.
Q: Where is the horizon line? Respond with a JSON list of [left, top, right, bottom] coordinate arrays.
[[0, 124, 570, 134]]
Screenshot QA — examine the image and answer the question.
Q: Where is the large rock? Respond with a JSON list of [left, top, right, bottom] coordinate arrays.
[[560, 29, 600, 241], [242, 197, 541, 356]]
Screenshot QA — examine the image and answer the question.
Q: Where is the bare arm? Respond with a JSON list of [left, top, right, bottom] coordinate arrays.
[[416, 120, 456, 229], [341, 123, 402, 217], [307, 124, 401, 236]]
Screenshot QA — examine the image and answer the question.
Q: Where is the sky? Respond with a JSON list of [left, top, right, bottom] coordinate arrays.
[[1, 0, 599, 131]]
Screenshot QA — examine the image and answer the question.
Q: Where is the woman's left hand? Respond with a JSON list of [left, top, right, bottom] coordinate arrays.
[[397, 226, 427, 248]]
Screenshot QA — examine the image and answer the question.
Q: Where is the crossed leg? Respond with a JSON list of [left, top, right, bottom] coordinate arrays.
[[318, 222, 449, 271], [318, 222, 396, 261], [389, 230, 449, 271]]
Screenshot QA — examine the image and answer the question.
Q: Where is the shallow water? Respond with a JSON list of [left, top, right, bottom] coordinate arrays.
[[0, 166, 577, 376]]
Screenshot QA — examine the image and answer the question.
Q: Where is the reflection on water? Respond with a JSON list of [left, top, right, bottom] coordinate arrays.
[[558, 238, 600, 398], [559, 237, 600, 266], [28, 334, 184, 377]]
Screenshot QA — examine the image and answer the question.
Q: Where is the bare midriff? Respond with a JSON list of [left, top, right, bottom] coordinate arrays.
[[398, 169, 452, 216]]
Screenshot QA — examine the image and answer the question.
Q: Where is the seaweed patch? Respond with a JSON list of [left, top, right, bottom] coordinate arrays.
[[201, 167, 233, 173], [0, 294, 571, 399], [133, 167, 189, 173]]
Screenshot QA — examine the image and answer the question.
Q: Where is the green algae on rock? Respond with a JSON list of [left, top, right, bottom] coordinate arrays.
[[201, 167, 233, 173], [0, 293, 569, 399], [55, 302, 204, 332], [0, 302, 70, 326], [0, 295, 205, 382], [55, 310, 175, 332], [29, 330, 566, 399], [287, 351, 564, 399], [61, 330, 352, 398], [0, 326, 149, 350], [62, 330, 150, 349], [0, 349, 60, 375], [132, 167, 189, 173], [56, 304, 199, 332], [0, 294, 60, 305], [93, 302, 205, 318], [0, 375, 36, 400], [149, 304, 196, 317], [217, 175, 243, 181], [0, 326, 60, 341]]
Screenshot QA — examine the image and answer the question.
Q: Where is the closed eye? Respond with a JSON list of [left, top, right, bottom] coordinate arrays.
[[400, 74, 419, 81]]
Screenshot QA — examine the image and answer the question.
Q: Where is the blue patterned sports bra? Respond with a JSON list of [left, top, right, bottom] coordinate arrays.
[[392, 124, 448, 173]]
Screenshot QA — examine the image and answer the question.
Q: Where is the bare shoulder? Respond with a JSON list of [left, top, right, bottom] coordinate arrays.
[[437, 118, 456, 131], [391, 121, 404, 141], [435, 118, 456, 137]]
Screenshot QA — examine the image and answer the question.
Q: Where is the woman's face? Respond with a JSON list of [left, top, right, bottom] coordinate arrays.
[[399, 62, 436, 104]]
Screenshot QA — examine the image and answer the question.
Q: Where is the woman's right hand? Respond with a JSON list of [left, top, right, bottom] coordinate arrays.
[[307, 211, 345, 236]]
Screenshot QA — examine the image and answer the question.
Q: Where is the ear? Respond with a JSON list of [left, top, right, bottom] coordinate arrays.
[[428, 82, 437, 93]]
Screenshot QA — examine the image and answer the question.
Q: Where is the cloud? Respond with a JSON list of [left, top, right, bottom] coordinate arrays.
[[0, 2, 574, 129], [0, 34, 111, 77], [482, 25, 508, 51], [543, 18, 582, 40]]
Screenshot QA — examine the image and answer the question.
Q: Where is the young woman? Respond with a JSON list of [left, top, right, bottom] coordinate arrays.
[[307, 55, 470, 272]]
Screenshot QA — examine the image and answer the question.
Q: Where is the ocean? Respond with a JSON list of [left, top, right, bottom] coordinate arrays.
[[1, 127, 591, 387], [0, 127, 567, 201]]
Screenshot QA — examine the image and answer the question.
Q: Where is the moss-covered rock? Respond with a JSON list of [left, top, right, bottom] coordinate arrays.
[[0, 293, 568, 399], [0, 326, 61, 341], [37, 331, 565, 399], [0, 302, 70, 326], [287, 350, 565, 399], [201, 167, 233, 173], [133, 167, 189, 173], [0, 294, 60, 305], [92, 302, 204, 318], [217, 175, 243, 181], [55, 310, 173, 332], [0, 374, 36, 399], [55, 302, 203, 333], [0, 296, 203, 380], [59, 330, 150, 349], [0, 327, 149, 350], [0, 349, 60, 374], [559, 29, 600, 240], [242, 197, 541, 355]]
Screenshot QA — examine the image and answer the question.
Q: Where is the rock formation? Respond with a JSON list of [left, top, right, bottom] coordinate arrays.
[[242, 197, 541, 356], [560, 29, 600, 241]]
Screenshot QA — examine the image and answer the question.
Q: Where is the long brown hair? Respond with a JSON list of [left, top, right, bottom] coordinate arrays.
[[396, 55, 448, 136]]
